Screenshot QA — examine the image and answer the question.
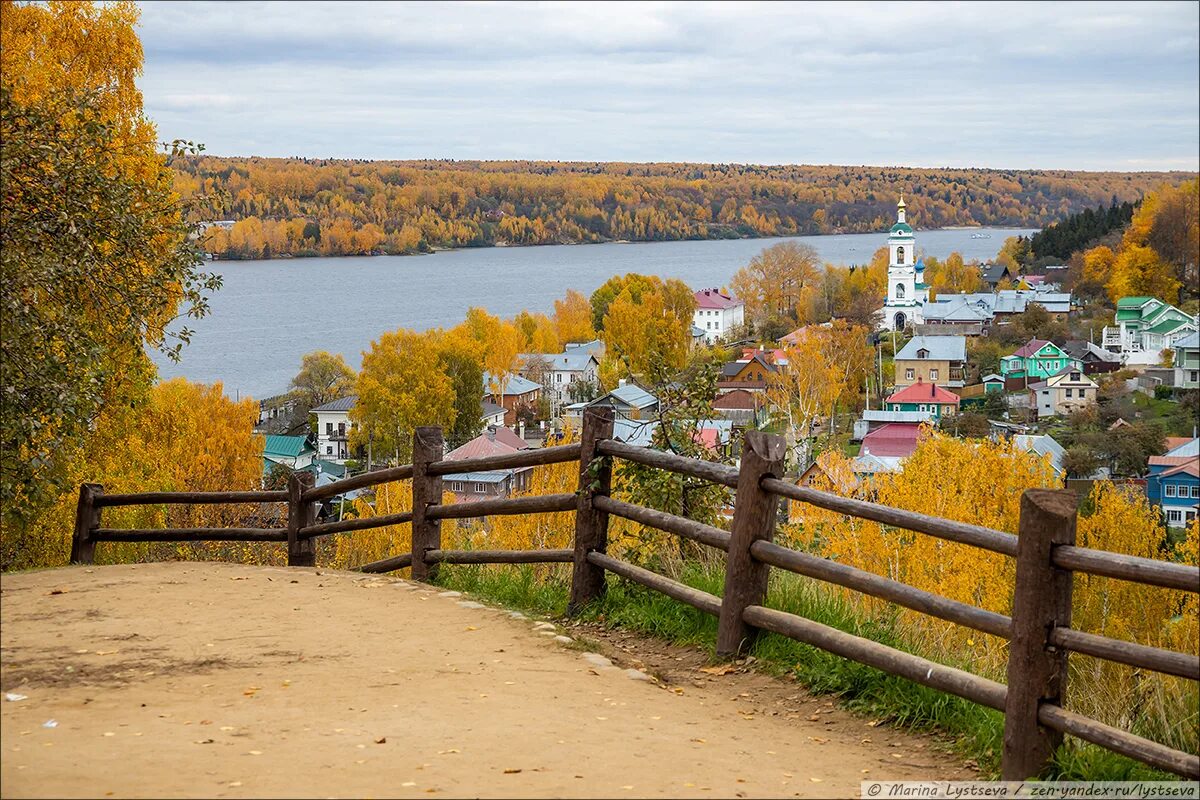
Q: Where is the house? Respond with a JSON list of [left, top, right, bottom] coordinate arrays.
[[1027, 367, 1098, 419], [1000, 339, 1083, 381], [690, 325, 708, 347], [1146, 438, 1199, 528], [718, 353, 776, 391], [855, 423, 924, 473], [797, 452, 858, 494], [712, 389, 767, 428], [893, 336, 967, 389], [885, 380, 961, 420], [693, 288, 745, 343], [923, 288, 1072, 327], [980, 263, 1014, 289], [311, 395, 358, 462], [1062, 341, 1122, 376], [1011, 434, 1067, 480], [263, 434, 317, 473], [481, 401, 507, 428], [608, 417, 734, 456], [981, 374, 1006, 393], [585, 382, 659, 420], [441, 426, 534, 504], [255, 393, 300, 434], [1173, 331, 1200, 390], [519, 351, 599, 406], [483, 372, 543, 426], [1102, 297, 1198, 365]]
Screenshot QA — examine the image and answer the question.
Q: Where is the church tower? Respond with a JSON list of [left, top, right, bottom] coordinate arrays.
[[880, 195, 927, 331]]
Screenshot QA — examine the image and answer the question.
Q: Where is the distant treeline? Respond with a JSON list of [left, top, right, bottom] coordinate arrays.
[[1030, 201, 1136, 261], [172, 157, 1194, 260]]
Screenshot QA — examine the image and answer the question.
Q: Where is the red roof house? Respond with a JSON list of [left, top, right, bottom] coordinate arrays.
[[860, 423, 923, 458]]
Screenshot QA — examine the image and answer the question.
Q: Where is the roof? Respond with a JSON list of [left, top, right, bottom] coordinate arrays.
[[563, 339, 605, 357], [1062, 341, 1121, 363], [713, 389, 758, 410], [921, 298, 993, 322], [443, 470, 511, 484], [981, 373, 1005, 383], [1010, 338, 1055, 358], [264, 435, 315, 458], [1116, 296, 1155, 308], [483, 372, 541, 396], [861, 423, 923, 458], [861, 409, 935, 424], [522, 351, 596, 372], [852, 454, 905, 474], [444, 426, 530, 461], [886, 381, 961, 406], [1160, 461, 1200, 479], [1165, 438, 1199, 458], [1175, 332, 1200, 350], [1012, 435, 1066, 475], [598, 383, 659, 410], [1147, 317, 1192, 335], [895, 335, 967, 362], [980, 263, 1012, 284], [889, 222, 914, 236], [480, 401, 506, 419], [691, 325, 706, 338], [694, 288, 742, 310], [311, 395, 358, 413]]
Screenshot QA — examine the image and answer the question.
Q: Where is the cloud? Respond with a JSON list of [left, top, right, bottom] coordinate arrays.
[[136, 0, 1200, 170]]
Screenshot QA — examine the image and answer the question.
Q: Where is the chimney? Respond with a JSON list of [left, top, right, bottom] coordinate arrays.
[[486, 426, 496, 442], [518, 421, 525, 439], [618, 378, 626, 387]]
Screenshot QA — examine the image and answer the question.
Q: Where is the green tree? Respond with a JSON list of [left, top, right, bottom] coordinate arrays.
[[289, 351, 356, 413]]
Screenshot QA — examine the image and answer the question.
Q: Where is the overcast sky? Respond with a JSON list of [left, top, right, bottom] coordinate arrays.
[[136, 1, 1200, 171]]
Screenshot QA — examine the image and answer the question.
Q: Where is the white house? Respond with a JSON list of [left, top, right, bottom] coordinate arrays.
[[519, 351, 599, 406], [1102, 296, 1198, 366], [693, 288, 744, 343], [880, 196, 929, 331], [1174, 331, 1200, 390], [1028, 368, 1098, 420], [311, 395, 357, 463]]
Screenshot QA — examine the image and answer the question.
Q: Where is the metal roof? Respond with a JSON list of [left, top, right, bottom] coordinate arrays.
[[483, 372, 541, 395], [895, 335, 967, 362], [311, 395, 358, 413], [264, 435, 315, 458]]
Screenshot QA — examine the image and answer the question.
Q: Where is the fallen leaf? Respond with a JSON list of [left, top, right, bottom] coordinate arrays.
[[698, 664, 736, 676], [375, 737, 387, 744], [248, 750, 263, 756], [228, 782, 242, 788], [49, 589, 66, 595], [810, 777, 823, 783], [503, 768, 522, 774], [194, 738, 214, 745], [402, 782, 417, 787]]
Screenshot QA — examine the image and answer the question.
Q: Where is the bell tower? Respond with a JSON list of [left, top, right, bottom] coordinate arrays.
[[880, 195, 925, 331]]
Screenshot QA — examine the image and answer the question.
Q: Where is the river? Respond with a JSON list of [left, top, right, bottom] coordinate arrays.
[[151, 227, 1037, 399]]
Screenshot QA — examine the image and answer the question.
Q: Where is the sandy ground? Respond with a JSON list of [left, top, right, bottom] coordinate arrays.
[[1, 562, 976, 798]]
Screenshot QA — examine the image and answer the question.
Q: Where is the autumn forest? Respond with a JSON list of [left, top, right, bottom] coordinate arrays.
[[178, 157, 1191, 259]]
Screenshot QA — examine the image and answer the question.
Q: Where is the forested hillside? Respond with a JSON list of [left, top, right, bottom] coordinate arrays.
[[174, 157, 1193, 259]]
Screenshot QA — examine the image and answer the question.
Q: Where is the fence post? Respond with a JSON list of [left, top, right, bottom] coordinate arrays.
[[1002, 488, 1077, 779], [569, 406, 615, 614], [286, 471, 317, 567], [411, 425, 445, 582], [717, 430, 786, 657], [70, 483, 104, 564]]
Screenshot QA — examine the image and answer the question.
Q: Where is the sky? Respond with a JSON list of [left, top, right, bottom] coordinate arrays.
[[136, 1, 1200, 171]]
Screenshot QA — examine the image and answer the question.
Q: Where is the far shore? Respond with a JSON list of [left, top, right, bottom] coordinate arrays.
[[206, 223, 1023, 263]]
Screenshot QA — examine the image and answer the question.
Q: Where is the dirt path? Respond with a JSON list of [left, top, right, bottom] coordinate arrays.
[[1, 562, 975, 798]]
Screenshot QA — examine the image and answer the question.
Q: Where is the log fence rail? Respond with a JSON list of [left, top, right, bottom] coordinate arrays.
[[71, 408, 1200, 779]]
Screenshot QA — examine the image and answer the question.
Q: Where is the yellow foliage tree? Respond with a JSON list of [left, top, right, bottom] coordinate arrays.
[[730, 241, 822, 326], [553, 289, 596, 344]]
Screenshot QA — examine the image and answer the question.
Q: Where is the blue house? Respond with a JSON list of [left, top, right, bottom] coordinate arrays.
[[1146, 438, 1199, 529]]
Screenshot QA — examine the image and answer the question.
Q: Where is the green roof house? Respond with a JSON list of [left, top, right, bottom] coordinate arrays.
[[999, 339, 1082, 380], [263, 434, 317, 472], [1102, 297, 1197, 365]]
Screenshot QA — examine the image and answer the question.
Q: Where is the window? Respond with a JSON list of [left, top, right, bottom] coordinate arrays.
[[1165, 485, 1177, 498], [1191, 371, 1198, 382], [1065, 388, 1072, 398], [1078, 389, 1086, 398], [930, 369, 939, 380], [1070, 372, 1080, 381], [475, 483, 485, 493], [897, 246, 905, 265], [326, 422, 333, 434], [1191, 486, 1200, 498], [896, 283, 906, 299], [917, 349, 927, 360], [1167, 509, 1182, 523], [326, 446, 333, 455], [905, 368, 914, 380], [337, 423, 345, 436], [918, 404, 927, 412]]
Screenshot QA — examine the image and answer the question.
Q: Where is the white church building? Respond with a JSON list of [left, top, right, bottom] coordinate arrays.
[[879, 196, 929, 331]]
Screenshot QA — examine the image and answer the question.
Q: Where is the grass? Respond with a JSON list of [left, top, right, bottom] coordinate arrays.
[[435, 559, 1187, 782]]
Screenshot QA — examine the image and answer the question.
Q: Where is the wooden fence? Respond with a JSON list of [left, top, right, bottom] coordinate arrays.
[[71, 408, 1200, 780]]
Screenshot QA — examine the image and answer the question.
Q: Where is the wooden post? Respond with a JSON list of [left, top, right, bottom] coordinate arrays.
[[568, 406, 615, 614], [286, 471, 317, 567], [70, 483, 103, 564], [717, 430, 786, 657], [1002, 488, 1077, 779], [411, 425, 444, 582]]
